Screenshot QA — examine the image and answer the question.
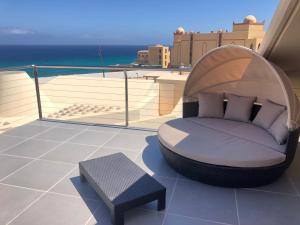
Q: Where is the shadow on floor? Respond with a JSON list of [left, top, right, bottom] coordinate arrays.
[[69, 135, 169, 224]]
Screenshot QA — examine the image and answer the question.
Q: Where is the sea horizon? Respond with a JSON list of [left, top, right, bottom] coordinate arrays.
[[0, 45, 149, 77]]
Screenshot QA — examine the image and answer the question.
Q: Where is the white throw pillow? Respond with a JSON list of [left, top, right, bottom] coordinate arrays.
[[224, 94, 256, 122], [253, 99, 285, 129], [198, 92, 224, 118], [269, 110, 289, 145]]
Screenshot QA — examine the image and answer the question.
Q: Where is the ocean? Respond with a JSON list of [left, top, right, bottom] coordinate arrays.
[[0, 45, 147, 77]]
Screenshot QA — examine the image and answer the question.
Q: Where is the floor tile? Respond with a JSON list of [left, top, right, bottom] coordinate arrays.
[[0, 184, 43, 225], [50, 168, 99, 200], [104, 133, 155, 151], [4, 125, 50, 138], [85, 201, 112, 225], [87, 203, 164, 225], [27, 120, 59, 127], [0, 155, 32, 180], [141, 176, 176, 211], [169, 179, 238, 225], [35, 127, 81, 142], [42, 143, 97, 164], [3, 139, 59, 158], [246, 174, 297, 195], [88, 147, 139, 161], [2, 122, 299, 225], [125, 208, 164, 225], [56, 122, 92, 130], [88, 125, 120, 133], [0, 135, 26, 152], [119, 128, 157, 136], [9, 193, 99, 225], [237, 189, 300, 225], [68, 130, 115, 146], [135, 139, 178, 178], [164, 214, 225, 225], [2, 160, 75, 190]]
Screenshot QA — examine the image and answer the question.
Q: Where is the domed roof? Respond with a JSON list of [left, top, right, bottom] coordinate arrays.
[[243, 15, 257, 24], [175, 26, 185, 34]]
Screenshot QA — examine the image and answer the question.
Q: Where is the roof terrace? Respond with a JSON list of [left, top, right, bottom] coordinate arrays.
[[0, 119, 299, 225], [0, 120, 300, 225]]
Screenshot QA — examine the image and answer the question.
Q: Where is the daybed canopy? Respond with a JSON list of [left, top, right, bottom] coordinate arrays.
[[184, 45, 300, 130]]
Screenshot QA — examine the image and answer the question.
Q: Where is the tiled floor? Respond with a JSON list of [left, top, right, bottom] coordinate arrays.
[[1, 120, 300, 225]]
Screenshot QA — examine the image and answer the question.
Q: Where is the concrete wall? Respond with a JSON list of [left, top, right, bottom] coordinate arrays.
[[0, 71, 42, 131], [172, 33, 192, 67], [137, 46, 170, 68], [192, 33, 219, 65], [148, 45, 170, 68], [171, 18, 265, 67], [157, 78, 186, 116], [39, 75, 160, 125], [136, 50, 149, 64]]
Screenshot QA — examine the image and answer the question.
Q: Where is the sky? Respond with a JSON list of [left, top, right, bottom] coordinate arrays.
[[0, 0, 280, 45]]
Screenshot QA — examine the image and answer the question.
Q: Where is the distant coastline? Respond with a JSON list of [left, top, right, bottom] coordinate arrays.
[[0, 45, 147, 77]]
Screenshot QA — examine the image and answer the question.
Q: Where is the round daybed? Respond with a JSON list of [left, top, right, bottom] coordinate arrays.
[[158, 45, 300, 187]]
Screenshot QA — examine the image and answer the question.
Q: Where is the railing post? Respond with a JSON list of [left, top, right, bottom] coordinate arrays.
[[33, 65, 43, 120], [124, 70, 129, 127]]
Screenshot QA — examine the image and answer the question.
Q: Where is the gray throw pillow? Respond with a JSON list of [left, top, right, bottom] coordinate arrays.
[[269, 110, 288, 145], [224, 94, 256, 122], [198, 92, 224, 118], [253, 99, 285, 129]]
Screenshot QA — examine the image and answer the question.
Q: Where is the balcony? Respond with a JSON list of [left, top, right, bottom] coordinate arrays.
[[0, 120, 300, 225], [1, 66, 300, 225], [0, 66, 189, 133]]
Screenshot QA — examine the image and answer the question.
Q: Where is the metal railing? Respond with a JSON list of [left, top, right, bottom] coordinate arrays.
[[0, 65, 191, 130]]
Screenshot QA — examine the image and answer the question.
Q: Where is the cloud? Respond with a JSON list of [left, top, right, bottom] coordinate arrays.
[[0, 27, 35, 35]]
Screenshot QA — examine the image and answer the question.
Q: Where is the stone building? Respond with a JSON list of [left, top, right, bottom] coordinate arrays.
[[136, 44, 170, 68], [171, 15, 265, 67]]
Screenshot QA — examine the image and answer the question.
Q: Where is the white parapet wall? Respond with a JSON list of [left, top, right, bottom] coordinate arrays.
[[0, 70, 189, 130], [0, 71, 38, 131], [38, 73, 160, 125], [156, 74, 187, 116]]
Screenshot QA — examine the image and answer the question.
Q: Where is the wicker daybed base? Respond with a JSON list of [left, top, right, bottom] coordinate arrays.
[[158, 102, 299, 188], [160, 128, 298, 187]]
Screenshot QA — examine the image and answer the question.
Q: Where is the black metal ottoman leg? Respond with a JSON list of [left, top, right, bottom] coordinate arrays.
[[111, 209, 124, 225], [157, 191, 166, 211]]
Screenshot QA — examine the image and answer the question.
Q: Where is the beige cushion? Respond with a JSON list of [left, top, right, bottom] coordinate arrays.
[[253, 99, 285, 129], [198, 92, 224, 118], [224, 94, 256, 122], [187, 117, 286, 153], [269, 111, 289, 144], [158, 118, 286, 168]]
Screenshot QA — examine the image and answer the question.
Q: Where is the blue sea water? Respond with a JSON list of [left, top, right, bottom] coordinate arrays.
[[0, 45, 146, 77]]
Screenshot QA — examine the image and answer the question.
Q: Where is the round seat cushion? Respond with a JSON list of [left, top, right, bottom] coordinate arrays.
[[158, 118, 286, 168]]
